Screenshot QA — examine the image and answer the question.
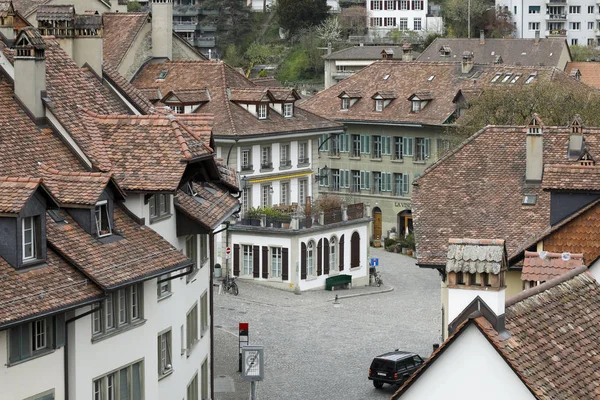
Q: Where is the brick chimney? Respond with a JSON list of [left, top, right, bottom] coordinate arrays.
[[14, 27, 46, 123], [152, 0, 173, 60], [402, 43, 412, 61], [479, 30, 485, 45], [461, 51, 474, 74], [526, 114, 543, 182]]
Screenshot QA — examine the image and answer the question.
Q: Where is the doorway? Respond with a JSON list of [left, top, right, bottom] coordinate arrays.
[[373, 207, 382, 241], [397, 210, 413, 237]]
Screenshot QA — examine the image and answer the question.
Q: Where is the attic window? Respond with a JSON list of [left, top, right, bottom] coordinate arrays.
[[501, 73, 513, 83], [284, 103, 293, 118], [439, 45, 451, 56], [258, 104, 268, 119], [171, 105, 183, 114], [412, 100, 422, 113], [375, 99, 384, 112], [341, 98, 350, 110], [428, 75, 435, 82], [490, 73, 502, 83], [525, 73, 536, 84], [22, 216, 38, 261], [157, 70, 168, 80], [94, 200, 112, 237], [510, 74, 522, 84], [383, 74, 390, 80], [522, 194, 537, 205]]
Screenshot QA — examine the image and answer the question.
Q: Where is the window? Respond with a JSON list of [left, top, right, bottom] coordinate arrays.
[[187, 373, 199, 400], [528, 5, 540, 13], [299, 179, 307, 205], [589, 38, 596, 46], [158, 330, 172, 376], [241, 148, 252, 171], [469, 273, 478, 286], [94, 201, 112, 237], [330, 237, 337, 271], [22, 216, 37, 261], [385, 0, 395, 9], [400, 0, 408, 9], [414, 18, 422, 31], [399, 18, 408, 30], [280, 144, 290, 167], [491, 73, 502, 83], [171, 105, 183, 114], [360, 170, 371, 191], [394, 173, 410, 196], [200, 292, 208, 336], [186, 235, 198, 281], [8, 317, 57, 364], [261, 146, 272, 169], [243, 245, 253, 275], [271, 247, 282, 278], [331, 169, 340, 191], [157, 274, 171, 299], [589, 5, 595, 13], [572, 38, 579, 45], [414, 0, 422, 10], [525, 73, 536, 84], [149, 194, 171, 221], [298, 142, 308, 164], [186, 303, 199, 353], [414, 138, 430, 161], [261, 185, 271, 207], [501, 73, 513, 83], [92, 284, 143, 337], [373, 135, 382, 158], [411, 100, 421, 113], [199, 234, 208, 265], [284, 103, 293, 117], [510, 74, 521, 84], [403, 137, 414, 157], [570, 22, 581, 30], [370, 17, 382, 27], [589, 22, 595, 30], [93, 361, 143, 400], [307, 241, 315, 276], [514, 6, 517, 14], [375, 99, 383, 112], [372, 0, 382, 10], [569, 6, 580, 13], [384, 17, 396, 27], [280, 182, 290, 205], [258, 104, 267, 119], [393, 137, 403, 160], [523, 194, 537, 205], [352, 170, 361, 193], [201, 359, 209, 400], [456, 272, 464, 285], [341, 97, 350, 110], [351, 134, 361, 157], [373, 171, 382, 194], [528, 22, 539, 30], [319, 133, 330, 152], [241, 187, 251, 213]]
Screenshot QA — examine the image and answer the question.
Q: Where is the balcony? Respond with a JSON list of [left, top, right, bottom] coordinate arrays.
[[194, 37, 215, 48], [545, 13, 567, 21], [547, 29, 567, 37], [173, 22, 197, 32], [332, 70, 355, 79], [241, 164, 253, 172], [280, 159, 292, 167], [199, 24, 217, 32], [545, 0, 567, 4], [173, 7, 200, 16], [298, 157, 310, 165], [260, 162, 273, 170]]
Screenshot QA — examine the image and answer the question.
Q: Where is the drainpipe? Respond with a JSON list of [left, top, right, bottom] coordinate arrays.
[[64, 302, 102, 400], [210, 222, 231, 400]]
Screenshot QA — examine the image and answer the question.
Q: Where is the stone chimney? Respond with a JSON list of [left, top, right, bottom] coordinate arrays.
[[534, 30, 540, 45], [526, 114, 543, 182], [568, 115, 585, 159], [461, 51, 474, 74], [445, 238, 507, 338], [402, 43, 412, 61], [479, 30, 485, 45], [152, 0, 173, 60], [14, 27, 46, 123]]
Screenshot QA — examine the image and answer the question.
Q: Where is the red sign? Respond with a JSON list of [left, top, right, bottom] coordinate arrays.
[[239, 322, 248, 331], [226, 247, 232, 255]]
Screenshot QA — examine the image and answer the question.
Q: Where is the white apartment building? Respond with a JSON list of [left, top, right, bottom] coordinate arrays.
[[367, 0, 442, 36], [498, 0, 600, 45]]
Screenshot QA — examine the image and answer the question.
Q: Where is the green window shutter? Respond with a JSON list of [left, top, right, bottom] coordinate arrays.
[[386, 136, 391, 155], [9, 325, 23, 363], [403, 137, 414, 156], [365, 135, 371, 154], [387, 173, 392, 191], [360, 135, 365, 154], [365, 171, 371, 189], [323, 134, 329, 152], [55, 313, 65, 348], [425, 138, 431, 158], [403, 173, 410, 194], [360, 171, 365, 189]]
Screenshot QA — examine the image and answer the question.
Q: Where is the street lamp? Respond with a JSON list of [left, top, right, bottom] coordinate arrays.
[[315, 166, 329, 183]]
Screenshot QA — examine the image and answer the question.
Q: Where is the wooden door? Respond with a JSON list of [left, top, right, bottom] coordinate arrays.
[[373, 209, 382, 240]]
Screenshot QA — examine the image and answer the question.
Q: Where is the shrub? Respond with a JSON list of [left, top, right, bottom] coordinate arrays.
[[384, 238, 397, 248]]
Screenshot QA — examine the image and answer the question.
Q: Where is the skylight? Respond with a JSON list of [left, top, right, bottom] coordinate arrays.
[[383, 74, 390, 80], [428, 75, 435, 81], [510, 74, 521, 84], [522, 194, 537, 205], [158, 70, 168, 80], [490, 73, 502, 83], [525, 73, 536, 84], [501, 73, 513, 83]]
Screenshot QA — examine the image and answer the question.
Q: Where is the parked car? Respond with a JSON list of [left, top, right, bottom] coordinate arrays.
[[368, 350, 424, 389]]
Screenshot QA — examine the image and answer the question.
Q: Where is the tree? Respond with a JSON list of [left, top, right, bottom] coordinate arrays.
[[483, 7, 514, 38], [443, 0, 507, 38], [276, 0, 329, 36], [339, 6, 367, 36], [455, 81, 600, 138], [316, 17, 342, 44], [570, 45, 600, 61], [202, 0, 254, 55], [127, 1, 142, 11]]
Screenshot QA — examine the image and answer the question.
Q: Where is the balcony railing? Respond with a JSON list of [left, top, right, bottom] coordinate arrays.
[[280, 159, 292, 167], [547, 29, 567, 37], [545, 14, 567, 20], [241, 164, 253, 171], [261, 162, 273, 169], [194, 37, 215, 47], [298, 157, 310, 165]]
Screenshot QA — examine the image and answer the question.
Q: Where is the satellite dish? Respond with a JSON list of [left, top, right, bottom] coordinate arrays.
[[562, 252, 571, 261], [538, 251, 548, 259]]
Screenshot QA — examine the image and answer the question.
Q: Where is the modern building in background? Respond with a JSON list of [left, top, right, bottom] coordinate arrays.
[[366, 0, 443, 37]]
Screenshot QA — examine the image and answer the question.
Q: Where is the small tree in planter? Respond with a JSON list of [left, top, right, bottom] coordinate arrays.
[[246, 207, 263, 226]]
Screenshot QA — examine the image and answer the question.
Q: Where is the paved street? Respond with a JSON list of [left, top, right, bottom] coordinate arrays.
[[213, 247, 441, 400]]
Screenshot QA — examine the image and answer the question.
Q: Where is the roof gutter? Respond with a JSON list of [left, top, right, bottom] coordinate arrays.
[[213, 127, 344, 142]]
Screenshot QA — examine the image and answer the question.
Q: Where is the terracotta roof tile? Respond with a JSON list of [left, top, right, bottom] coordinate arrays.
[[229, 87, 270, 102], [11, 0, 46, 17], [543, 164, 600, 191], [47, 207, 192, 289], [162, 88, 210, 104], [566, 62, 600, 90], [132, 61, 343, 137], [0, 177, 42, 213], [102, 61, 154, 114], [102, 12, 148, 67], [323, 45, 410, 61], [522, 251, 584, 281], [175, 182, 239, 230], [446, 238, 506, 274], [0, 248, 103, 326], [215, 159, 239, 190]]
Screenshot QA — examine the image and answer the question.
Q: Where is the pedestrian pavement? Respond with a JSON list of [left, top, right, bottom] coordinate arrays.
[[213, 247, 441, 400]]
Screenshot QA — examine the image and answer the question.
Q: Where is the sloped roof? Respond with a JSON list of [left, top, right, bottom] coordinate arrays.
[[132, 61, 343, 137], [417, 37, 569, 67], [566, 62, 600, 90], [162, 88, 210, 104], [36, 4, 73, 20], [323, 45, 409, 60], [543, 164, 600, 191], [446, 238, 506, 274], [102, 61, 154, 114], [0, 177, 43, 213], [102, 12, 148, 68], [522, 251, 584, 281], [48, 207, 192, 289], [0, 248, 102, 327], [175, 182, 239, 230]]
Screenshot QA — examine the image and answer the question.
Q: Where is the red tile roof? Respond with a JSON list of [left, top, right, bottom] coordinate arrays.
[[131, 61, 343, 137], [48, 207, 192, 289], [522, 251, 584, 281], [175, 182, 239, 230], [102, 12, 149, 68], [543, 164, 600, 191], [0, 177, 42, 213], [102, 61, 154, 114], [566, 62, 600, 90], [0, 248, 103, 327]]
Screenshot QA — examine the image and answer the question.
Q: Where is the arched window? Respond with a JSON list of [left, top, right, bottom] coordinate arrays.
[[330, 236, 337, 271], [350, 232, 360, 268], [307, 241, 315, 276]]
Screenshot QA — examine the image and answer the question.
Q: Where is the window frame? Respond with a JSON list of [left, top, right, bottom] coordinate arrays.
[[261, 146, 272, 169], [307, 241, 315, 276], [186, 235, 199, 282], [92, 360, 144, 400], [22, 216, 37, 261], [341, 97, 350, 110], [157, 273, 171, 299], [280, 143, 291, 167], [271, 246, 282, 278], [200, 292, 208, 336], [375, 99, 383, 112], [298, 142, 309, 164], [283, 103, 293, 118], [158, 329, 173, 377], [92, 284, 144, 339], [149, 194, 171, 222], [186, 303, 199, 355], [258, 103, 268, 119], [243, 244, 253, 275], [241, 148, 252, 171]]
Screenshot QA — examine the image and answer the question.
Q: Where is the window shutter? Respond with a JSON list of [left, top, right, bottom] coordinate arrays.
[[370, 0, 373, 10], [301, 242, 307, 279], [9, 325, 22, 363], [360, 171, 365, 190], [386, 136, 391, 155], [365, 171, 371, 189], [55, 313, 65, 348], [403, 173, 410, 194], [387, 173, 392, 191], [421, 1, 424, 9], [339, 235, 345, 270], [120, 369, 129, 400], [262, 246, 268, 279], [384, 0, 387, 9], [394, 17, 397, 25], [253, 245, 260, 278], [317, 239, 323, 276], [233, 244, 240, 276], [411, 1, 414, 9], [351, 232, 360, 268], [344, 134, 350, 152], [425, 138, 431, 158], [282, 248, 289, 281], [324, 238, 330, 275], [365, 135, 371, 154], [359, 135, 365, 154]]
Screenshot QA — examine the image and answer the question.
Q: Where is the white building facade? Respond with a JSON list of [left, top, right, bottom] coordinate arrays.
[[367, 0, 442, 36]]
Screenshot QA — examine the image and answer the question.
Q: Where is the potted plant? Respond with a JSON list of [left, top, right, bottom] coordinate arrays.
[[246, 207, 263, 226], [404, 233, 416, 256]]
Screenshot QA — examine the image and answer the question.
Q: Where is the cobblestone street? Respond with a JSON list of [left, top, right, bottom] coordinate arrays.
[[213, 247, 441, 400]]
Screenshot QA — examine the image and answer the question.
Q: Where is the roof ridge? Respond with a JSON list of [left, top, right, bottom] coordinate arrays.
[[219, 62, 238, 136], [172, 118, 213, 153], [169, 119, 193, 160], [524, 250, 584, 259], [37, 162, 108, 178], [505, 265, 588, 307], [0, 176, 41, 184]]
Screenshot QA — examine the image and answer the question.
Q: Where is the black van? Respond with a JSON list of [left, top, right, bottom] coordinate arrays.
[[368, 351, 424, 388]]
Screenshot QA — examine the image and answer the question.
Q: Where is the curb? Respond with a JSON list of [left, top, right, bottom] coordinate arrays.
[[327, 286, 394, 301]]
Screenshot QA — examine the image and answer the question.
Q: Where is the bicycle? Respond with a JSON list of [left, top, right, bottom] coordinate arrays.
[[373, 270, 383, 287], [222, 275, 239, 296]]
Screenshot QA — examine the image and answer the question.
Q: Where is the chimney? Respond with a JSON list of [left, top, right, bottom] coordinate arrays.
[[402, 43, 412, 61], [568, 115, 585, 158], [479, 30, 485, 45], [445, 238, 507, 339], [534, 30, 540, 45], [152, 0, 173, 60], [327, 42, 332, 55], [461, 51, 474, 74], [14, 27, 46, 123], [526, 114, 543, 182]]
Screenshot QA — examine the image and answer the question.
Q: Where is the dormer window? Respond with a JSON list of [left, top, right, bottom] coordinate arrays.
[[375, 99, 384, 112], [94, 200, 112, 237], [341, 98, 350, 110], [22, 216, 37, 261], [284, 103, 293, 118], [258, 104, 268, 119], [171, 105, 183, 114], [412, 100, 421, 113]]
